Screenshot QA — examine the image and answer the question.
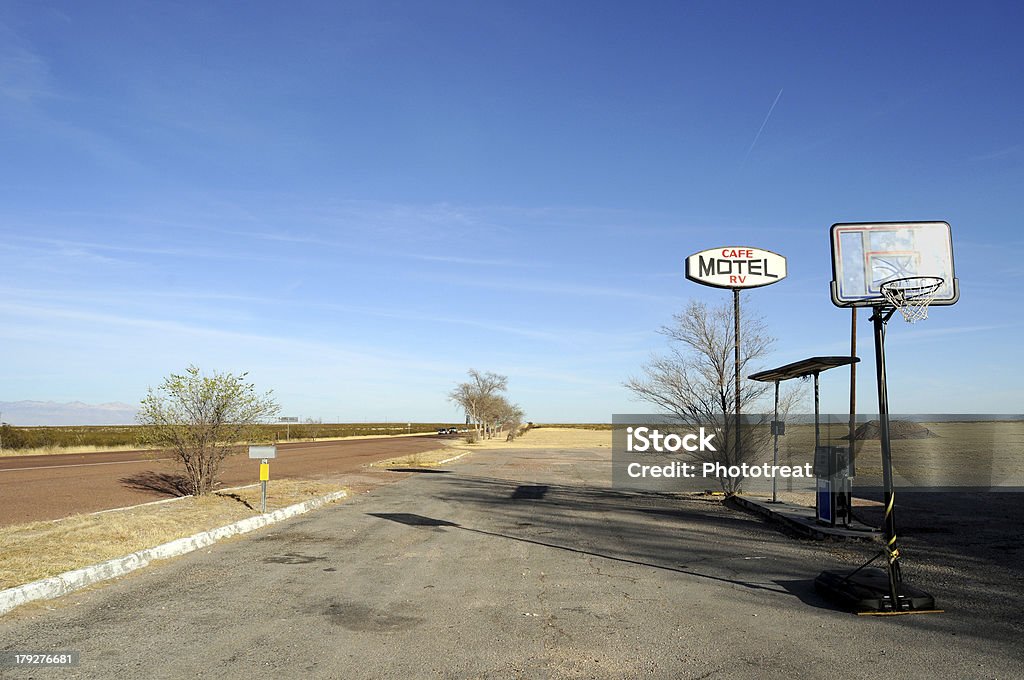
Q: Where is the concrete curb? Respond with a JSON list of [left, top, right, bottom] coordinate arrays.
[[732, 494, 879, 541], [0, 490, 347, 617], [436, 450, 472, 465]]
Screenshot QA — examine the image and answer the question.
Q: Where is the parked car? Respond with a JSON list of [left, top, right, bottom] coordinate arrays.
[[437, 428, 447, 435], [447, 427, 458, 434]]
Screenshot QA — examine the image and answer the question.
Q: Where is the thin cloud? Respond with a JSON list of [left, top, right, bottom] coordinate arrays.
[[6, 235, 285, 263], [969, 144, 1021, 162], [418, 272, 682, 303], [0, 285, 642, 349], [232, 227, 541, 268], [741, 88, 783, 167], [0, 300, 457, 374], [0, 23, 56, 104], [402, 253, 541, 268]]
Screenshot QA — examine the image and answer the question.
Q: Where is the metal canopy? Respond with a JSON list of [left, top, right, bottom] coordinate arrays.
[[749, 356, 859, 383]]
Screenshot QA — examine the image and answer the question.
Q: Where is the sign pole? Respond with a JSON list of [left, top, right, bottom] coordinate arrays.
[[249, 445, 276, 515], [683, 246, 787, 492], [261, 460, 268, 513], [733, 288, 742, 475], [772, 380, 779, 503]]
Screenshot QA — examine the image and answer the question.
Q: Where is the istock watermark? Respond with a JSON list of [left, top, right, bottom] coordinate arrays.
[[621, 424, 811, 485], [625, 426, 717, 453], [612, 413, 1024, 493]]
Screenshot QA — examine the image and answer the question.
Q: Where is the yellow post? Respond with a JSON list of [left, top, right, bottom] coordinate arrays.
[[259, 459, 269, 513]]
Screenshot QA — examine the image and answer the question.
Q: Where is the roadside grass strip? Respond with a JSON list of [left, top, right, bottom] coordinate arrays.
[[0, 480, 347, 616], [455, 427, 612, 451], [369, 446, 462, 468], [371, 429, 611, 468]]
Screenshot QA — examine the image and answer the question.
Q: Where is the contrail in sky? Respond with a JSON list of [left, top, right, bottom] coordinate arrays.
[[742, 88, 783, 167]]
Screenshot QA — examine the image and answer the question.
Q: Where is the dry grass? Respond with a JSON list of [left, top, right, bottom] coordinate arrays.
[[370, 446, 460, 468], [455, 427, 612, 450], [0, 479, 346, 590], [0, 431, 442, 458], [0, 443, 159, 457], [366, 429, 613, 466]]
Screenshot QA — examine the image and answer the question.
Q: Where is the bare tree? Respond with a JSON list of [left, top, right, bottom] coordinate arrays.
[[625, 299, 790, 493], [448, 370, 508, 440], [498, 400, 526, 441], [304, 417, 323, 441], [138, 365, 279, 496], [475, 393, 524, 440]]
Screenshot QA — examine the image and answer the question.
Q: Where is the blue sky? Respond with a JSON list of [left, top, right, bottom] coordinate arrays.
[[1, 1, 1021, 423]]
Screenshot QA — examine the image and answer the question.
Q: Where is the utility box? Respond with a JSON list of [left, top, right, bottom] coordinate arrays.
[[814, 445, 853, 526]]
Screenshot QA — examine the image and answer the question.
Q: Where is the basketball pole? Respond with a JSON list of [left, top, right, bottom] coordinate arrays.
[[849, 308, 857, 449], [870, 305, 902, 610], [848, 307, 857, 525]]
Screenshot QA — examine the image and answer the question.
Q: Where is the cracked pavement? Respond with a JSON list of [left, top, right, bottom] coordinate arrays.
[[1, 446, 1022, 678]]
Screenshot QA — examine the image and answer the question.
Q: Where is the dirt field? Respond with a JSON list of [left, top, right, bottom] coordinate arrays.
[[755, 420, 1024, 492], [0, 435, 451, 526], [0, 430, 444, 458]]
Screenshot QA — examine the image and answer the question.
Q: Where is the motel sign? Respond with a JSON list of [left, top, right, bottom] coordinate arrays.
[[685, 247, 787, 289]]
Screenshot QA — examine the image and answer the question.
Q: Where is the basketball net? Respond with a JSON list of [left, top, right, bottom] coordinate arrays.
[[880, 276, 944, 323]]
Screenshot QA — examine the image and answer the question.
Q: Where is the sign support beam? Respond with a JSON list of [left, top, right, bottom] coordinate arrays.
[[249, 445, 277, 515], [685, 245, 787, 494], [772, 381, 779, 503], [260, 460, 268, 513], [733, 288, 742, 477]]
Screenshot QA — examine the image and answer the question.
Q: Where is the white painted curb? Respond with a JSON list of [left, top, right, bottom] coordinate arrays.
[[0, 490, 347, 617], [437, 451, 472, 465]]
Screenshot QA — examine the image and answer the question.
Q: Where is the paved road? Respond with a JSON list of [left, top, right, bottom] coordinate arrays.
[[0, 435, 450, 526], [1, 446, 1021, 678]]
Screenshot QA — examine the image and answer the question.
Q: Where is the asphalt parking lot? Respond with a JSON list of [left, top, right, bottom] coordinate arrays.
[[2, 446, 1021, 679]]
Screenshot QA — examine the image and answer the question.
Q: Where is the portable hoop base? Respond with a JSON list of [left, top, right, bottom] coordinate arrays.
[[815, 568, 936, 613]]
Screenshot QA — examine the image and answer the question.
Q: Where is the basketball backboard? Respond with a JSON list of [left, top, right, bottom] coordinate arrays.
[[830, 221, 959, 308]]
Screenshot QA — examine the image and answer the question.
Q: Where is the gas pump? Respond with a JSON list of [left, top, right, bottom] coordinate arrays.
[[814, 445, 853, 526], [750, 355, 859, 526]]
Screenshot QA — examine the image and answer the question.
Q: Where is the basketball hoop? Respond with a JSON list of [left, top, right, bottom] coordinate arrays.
[[880, 276, 944, 323]]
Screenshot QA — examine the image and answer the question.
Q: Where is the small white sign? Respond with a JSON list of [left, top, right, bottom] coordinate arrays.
[[685, 246, 787, 289], [248, 445, 277, 459]]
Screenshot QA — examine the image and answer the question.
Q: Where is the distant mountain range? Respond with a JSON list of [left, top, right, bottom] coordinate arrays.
[[0, 401, 138, 426]]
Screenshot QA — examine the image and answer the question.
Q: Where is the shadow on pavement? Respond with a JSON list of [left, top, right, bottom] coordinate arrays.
[[369, 513, 458, 527], [853, 490, 1024, 575], [367, 486, 800, 598], [774, 579, 844, 612], [386, 468, 453, 474], [510, 484, 549, 499], [373, 469, 1024, 644]]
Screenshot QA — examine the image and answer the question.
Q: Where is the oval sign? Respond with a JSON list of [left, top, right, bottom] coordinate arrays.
[[685, 247, 787, 289]]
